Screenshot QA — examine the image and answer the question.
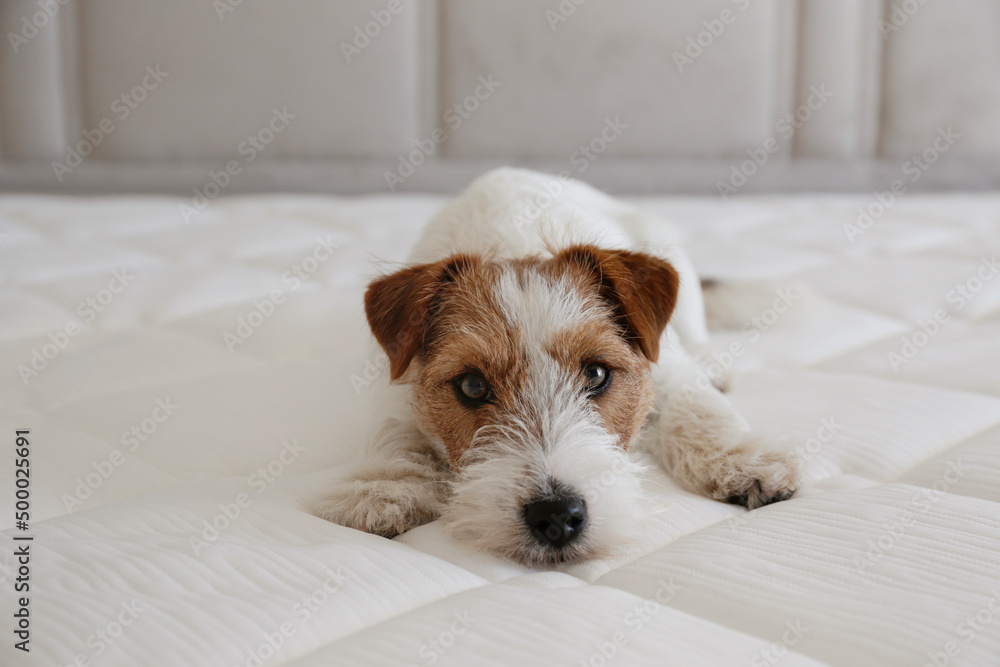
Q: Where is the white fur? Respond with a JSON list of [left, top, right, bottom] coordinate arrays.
[[315, 168, 798, 565], [494, 269, 599, 349], [443, 355, 650, 565]]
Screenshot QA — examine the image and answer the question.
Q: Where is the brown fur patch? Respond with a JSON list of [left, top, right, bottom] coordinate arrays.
[[546, 319, 655, 452], [413, 266, 526, 465], [555, 245, 680, 362], [364, 254, 480, 380]]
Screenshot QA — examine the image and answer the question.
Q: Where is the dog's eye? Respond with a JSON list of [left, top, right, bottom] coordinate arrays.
[[456, 372, 491, 405], [583, 363, 611, 395]]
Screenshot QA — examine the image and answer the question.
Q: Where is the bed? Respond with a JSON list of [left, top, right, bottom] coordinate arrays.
[[2, 192, 999, 666]]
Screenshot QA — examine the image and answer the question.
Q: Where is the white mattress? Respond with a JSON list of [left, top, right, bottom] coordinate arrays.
[[2, 192, 999, 667]]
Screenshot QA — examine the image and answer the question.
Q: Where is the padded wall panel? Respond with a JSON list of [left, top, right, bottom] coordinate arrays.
[[0, 0, 76, 158], [76, 0, 421, 159], [793, 0, 882, 158], [439, 0, 794, 159], [879, 0, 1000, 157]]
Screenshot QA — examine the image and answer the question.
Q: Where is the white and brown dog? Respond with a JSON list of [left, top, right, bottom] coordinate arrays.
[[316, 168, 797, 566]]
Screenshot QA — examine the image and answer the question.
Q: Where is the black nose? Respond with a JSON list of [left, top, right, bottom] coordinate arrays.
[[523, 495, 587, 548]]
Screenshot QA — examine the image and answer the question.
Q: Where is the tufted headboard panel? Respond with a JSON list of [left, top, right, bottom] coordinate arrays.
[[1, 0, 998, 194]]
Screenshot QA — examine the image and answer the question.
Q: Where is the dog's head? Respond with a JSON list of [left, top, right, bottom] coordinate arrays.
[[365, 245, 679, 565]]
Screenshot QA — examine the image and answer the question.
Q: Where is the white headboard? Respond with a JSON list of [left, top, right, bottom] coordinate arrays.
[[1, 0, 998, 194]]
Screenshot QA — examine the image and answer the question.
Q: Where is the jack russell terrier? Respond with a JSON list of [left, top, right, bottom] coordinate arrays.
[[316, 168, 797, 565]]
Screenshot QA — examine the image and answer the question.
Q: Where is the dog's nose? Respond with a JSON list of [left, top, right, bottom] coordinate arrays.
[[523, 495, 587, 548]]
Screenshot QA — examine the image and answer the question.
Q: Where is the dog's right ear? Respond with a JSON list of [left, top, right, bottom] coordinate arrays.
[[365, 255, 478, 380], [556, 245, 679, 363]]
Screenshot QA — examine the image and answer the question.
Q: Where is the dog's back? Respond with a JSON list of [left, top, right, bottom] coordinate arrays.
[[408, 167, 638, 263]]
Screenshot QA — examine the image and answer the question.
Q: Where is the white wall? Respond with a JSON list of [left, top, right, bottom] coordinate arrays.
[[1, 0, 998, 194]]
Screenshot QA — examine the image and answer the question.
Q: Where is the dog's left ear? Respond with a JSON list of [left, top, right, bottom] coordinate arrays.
[[365, 255, 478, 380], [557, 245, 679, 362]]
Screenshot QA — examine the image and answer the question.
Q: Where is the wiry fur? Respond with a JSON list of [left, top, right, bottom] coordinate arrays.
[[643, 340, 797, 508], [312, 418, 451, 537], [443, 375, 650, 566], [314, 168, 798, 565]]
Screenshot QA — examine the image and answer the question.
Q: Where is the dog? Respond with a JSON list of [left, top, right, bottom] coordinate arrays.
[[315, 168, 798, 566]]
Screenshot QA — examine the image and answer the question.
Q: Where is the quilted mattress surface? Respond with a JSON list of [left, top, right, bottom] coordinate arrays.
[[1, 192, 999, 667]]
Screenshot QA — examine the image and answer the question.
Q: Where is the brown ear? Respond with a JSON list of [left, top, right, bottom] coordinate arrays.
[[364, 255, 477, 380], [557, 245, 679, 362]]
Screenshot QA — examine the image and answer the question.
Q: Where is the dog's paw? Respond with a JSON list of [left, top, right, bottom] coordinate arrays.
[[725, 477, 797, 510], [314, 479, 443, 538], [716, 447, 799, 510]]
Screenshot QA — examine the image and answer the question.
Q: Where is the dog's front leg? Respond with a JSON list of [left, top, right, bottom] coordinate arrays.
[[642, 342, 798, 509], [314, 418, 451, 537]]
